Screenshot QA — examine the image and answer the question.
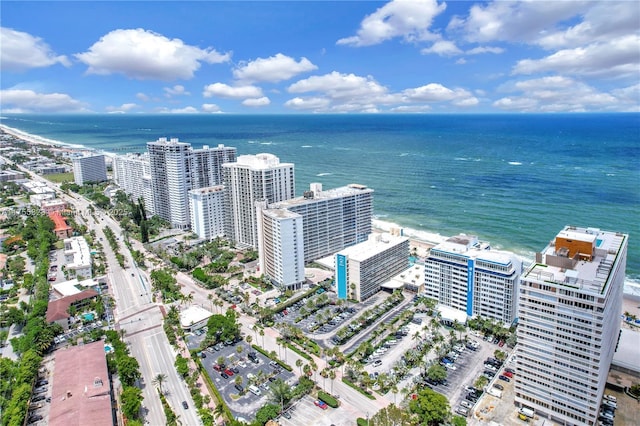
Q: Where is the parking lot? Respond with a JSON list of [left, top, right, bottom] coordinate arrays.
[[25, 355, 55, 425], [199, 340, 295, 421], [276, 394, 354, 426]]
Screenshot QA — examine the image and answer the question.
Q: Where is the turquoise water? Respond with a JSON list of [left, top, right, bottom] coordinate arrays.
[[84, 313, 95, 321], [1, 113, 638, 282]]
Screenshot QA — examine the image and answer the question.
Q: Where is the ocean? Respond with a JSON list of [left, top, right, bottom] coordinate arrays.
[[1, 113, 639, 286]]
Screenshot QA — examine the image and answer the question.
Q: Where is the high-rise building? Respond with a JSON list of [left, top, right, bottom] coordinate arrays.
[[113, 153, 154, 214], [514, 226, 628, 426], [191, 144, 236, 188], [268, 183, 373, 262], [257, 206, 305, 290], [335, 233, 410, 301], [189, 186, 226, 241], [72, 155, 107, 186], [223, 153, 295, 249], [147, 138, 236, 229], [147, 138, 192, 229], [423, 234, 522, 326]]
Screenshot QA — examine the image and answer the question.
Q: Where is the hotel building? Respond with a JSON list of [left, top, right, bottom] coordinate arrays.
[[514, 226, 628, 425], [63, 236, 93, 279], [257, 206, 305, 290], [72, 155, 107, 185], [335, 233, 410, 301], [423, 234, 522, 326], [223, 153, 295, 249], [268, 183, 374, 262], [189, 185, 226, 241]]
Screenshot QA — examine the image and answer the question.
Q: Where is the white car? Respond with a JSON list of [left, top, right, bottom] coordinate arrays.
[[603, 394, 617, 403]]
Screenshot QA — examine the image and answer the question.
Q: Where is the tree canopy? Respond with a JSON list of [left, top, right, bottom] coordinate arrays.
[[408, 387, 450, 426]]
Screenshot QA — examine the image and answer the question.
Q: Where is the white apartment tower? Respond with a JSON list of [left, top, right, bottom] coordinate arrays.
[[147, 138, 236, 229], [148, 138, 192, 229], [222, 153, 295, 249], [72, 154, 107, 185], [257, 206, 305, 290], [423, 234, 522, 325], [269, 183, 374, 263], [113, 152, 155, 215], [189, 186, 226, 241], [515, 226, 628, 426]]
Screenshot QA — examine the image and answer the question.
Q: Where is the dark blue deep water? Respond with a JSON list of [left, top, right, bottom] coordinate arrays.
[[2, 113, 638, 282]]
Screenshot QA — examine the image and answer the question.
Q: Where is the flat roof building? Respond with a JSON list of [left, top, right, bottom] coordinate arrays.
[[63, 236, 92, 279], [189, 185, 226, 241], [515, 226, 628, 426], [424, 234, 522, 326], [72, 154, 107, 185], [180, 305, 214, 332], [335, 233, 410, 301]]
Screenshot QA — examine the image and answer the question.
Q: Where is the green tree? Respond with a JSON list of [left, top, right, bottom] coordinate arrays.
[[269, 378, 292, 411], [370, 403, 414, 426], [452, 415, 467, 426], [255, 403, 279, 424], [174, 354, 189, 378], [408, 387, 450, 426], [121, 385, 143, 420], [426, 364, 447, 382], [152, 373, 168, 394]]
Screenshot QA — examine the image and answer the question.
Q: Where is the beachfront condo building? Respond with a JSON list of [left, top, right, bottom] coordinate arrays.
[[112, 152, 155, 215], [148, 138, 192, 229], [335, 233, 410, 301], [72, 154, 107, 186], [423, 234, 522, 326], [514, 226, 628, 426], [147, 138, 236, 230], [189, 186, 226, 241], [222, 153, 295, 249], [257, 205, 305, 290], [268, 183, 374, 263]]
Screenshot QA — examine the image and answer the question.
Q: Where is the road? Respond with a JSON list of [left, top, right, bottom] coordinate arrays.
[[11, 167, 200, 426]]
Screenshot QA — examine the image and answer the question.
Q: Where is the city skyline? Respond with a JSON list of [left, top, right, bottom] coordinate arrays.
[[1, 0, 638, 114]]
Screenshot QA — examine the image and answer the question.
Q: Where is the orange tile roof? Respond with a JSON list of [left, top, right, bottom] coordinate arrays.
[[46, 289, 99, 322], [48, 212, 72, 232]]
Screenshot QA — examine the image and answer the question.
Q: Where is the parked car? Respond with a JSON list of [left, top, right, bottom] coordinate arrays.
[[498, 375, 510, 382], [314, 400, 328, 410], [182, 401, 189, 409], [224, 369, 234, 377], [220, 372, 229, 379], [234, 384, 244, 393], [503, 371, 513, 378], [493, 383, 504, 391], [603, 394, 617, 403]]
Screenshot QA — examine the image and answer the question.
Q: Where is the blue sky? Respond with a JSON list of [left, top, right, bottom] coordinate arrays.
[[1, 0, 638, 114]]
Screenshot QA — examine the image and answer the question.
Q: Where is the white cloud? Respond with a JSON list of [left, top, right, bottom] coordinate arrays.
[[450, 1, 588, 44], [421, 40, 462, 56], [513, 35, 640, 80], [233, 53, 317, 83], [390, 105, 432, 112], [288, 71, 390, 101], [466, 46, 504, 55], [494, 76, 623, 112], [164, 85, 190, 97], [284, 97, 331, 111], [157, 106, 200, 114], [201, 103, 222, 113], [202, 83, 263, 99], [402, 83, 479, 107], [136, 93, 150, 102], [75, 28, 230, 81], [242, 97, 271, 107], [0, 89, 88, 113], [337, 0, 446, 46], [105, 103, 139, 113], [1, 27, 70, 71]]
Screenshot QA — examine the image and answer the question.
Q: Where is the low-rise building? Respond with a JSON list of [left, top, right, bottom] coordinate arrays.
[[63, 236, 92, 278], [49, 340, 114, 426], [179, 306, 213, 332], [46, 289, 99, 330], [41, 199, 68, 214]]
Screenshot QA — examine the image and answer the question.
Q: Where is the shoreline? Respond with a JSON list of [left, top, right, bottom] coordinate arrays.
[[2, 122, 639, 292]]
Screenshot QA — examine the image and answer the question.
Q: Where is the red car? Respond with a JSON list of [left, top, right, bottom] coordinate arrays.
[[224, 369, 234, 377], [314, 400, 328, 410], [503, 371, 514, 378], [213, 365, 222, 372], [498, 340, 505, 347]]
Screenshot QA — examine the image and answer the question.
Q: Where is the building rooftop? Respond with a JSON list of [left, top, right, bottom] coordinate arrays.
[[524, 226, 628, 294], [46, 289, 99, 322], [270, 183, 373, 209], [49, 212, 72, 233], [179, 305, 214, 329], [52, 278, 99, 298], [49, 341, 113, 426], [263, 208, 302, 220], [338, 233, 409, 262], [229, 153, 292, 170]]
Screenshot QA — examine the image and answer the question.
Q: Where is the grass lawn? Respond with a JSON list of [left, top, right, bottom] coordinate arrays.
[[44, 172, 74, 183]]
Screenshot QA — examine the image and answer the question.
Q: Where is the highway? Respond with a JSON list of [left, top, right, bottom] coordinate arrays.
[[14, 168, 200, 426]]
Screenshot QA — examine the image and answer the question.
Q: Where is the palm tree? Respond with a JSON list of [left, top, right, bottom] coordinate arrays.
[[269, 379, 291, 412], [296, 359, 303, 376], [329, 369, 336, 394], [207, 293, 214, 312], [152, 373, 168, 394]]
